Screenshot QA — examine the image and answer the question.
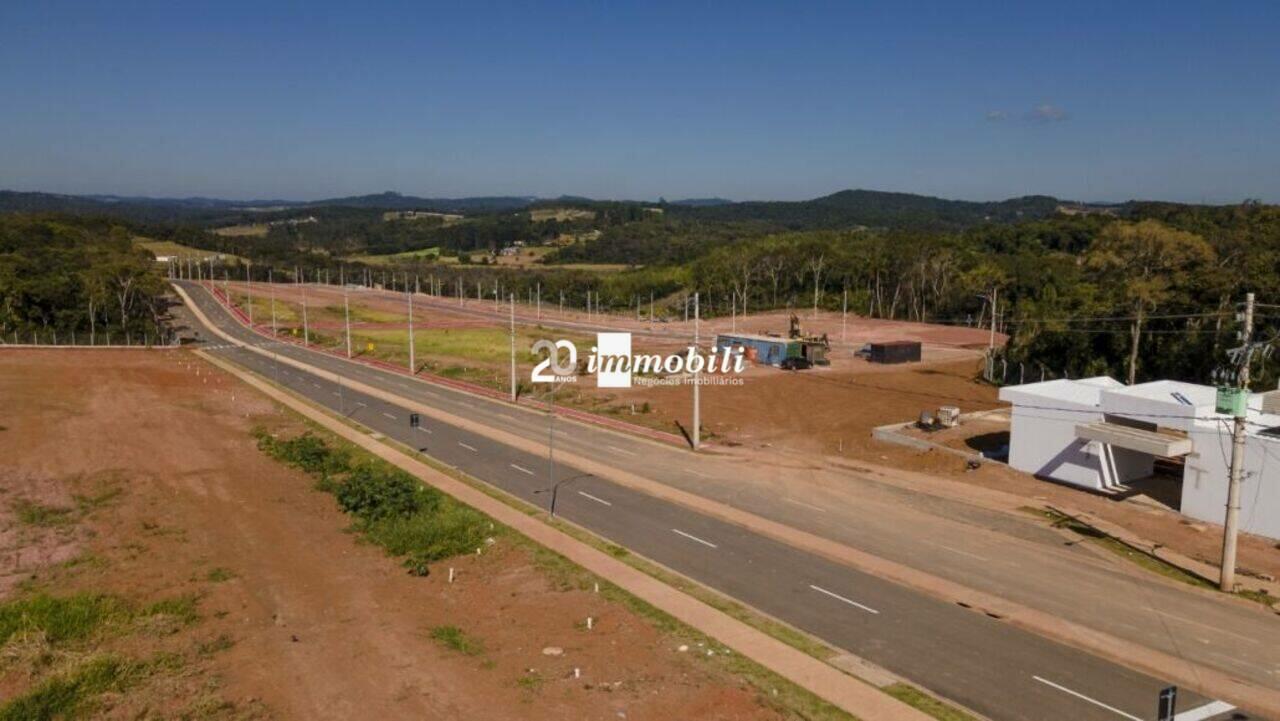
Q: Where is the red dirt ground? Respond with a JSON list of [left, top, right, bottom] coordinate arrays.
[[0, 349, 789, 720]]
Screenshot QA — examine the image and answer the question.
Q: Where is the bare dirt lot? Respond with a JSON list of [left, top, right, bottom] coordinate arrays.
[[0, 349, 793, 720]]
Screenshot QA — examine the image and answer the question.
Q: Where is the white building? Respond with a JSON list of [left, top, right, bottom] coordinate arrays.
[[1000, 377, 1280, 540]]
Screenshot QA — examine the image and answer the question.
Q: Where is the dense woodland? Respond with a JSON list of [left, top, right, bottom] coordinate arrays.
[[0, 215, 170, 344], [3, 189, 1278, 387]]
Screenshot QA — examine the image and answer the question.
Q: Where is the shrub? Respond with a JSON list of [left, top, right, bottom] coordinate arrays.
[[256, 431, 350, 479], [335, 466, 429, 521]]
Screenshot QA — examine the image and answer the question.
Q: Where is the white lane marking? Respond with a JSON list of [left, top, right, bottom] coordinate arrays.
[[808, 584, 880, 614], [921, 539, 989, 562], [416, 426, 432, 434], [1031, 676, 1142, 721], [312, 382, 322, 389], [331, 391, 340, 397], [1141, 607, 1258, 645], [607, 445, 637, 456], [510, 463, 534, 475], [671, 528, 717, 548], [382, 412, 397, 420], [782, 497, 827, 513], [458, 441, 478, 452], [355, 401, 367, 407], [577, 491, 612, 506], [1174, 700, 1236, 721], [687, 469, 712, 478]]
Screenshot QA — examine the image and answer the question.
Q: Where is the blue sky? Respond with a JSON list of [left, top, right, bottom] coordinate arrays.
[[2, 1, 1277, 203]]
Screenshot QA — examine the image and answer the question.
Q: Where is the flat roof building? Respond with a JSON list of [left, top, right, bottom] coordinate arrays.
[[1000, 377, 1280, 540]]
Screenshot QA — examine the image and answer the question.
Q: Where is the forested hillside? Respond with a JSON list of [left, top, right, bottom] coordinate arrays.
[[0, 215, 169, 343]]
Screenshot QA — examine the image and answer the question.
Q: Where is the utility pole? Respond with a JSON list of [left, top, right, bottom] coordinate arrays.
[[344, 289, 352, 358], [692, 292, 701, 451], [407, 285, 415, 374], [302, 285, 310, 346], [246, 261, 253, 325], [270, 270, 278, 337], [509, 293, 517, 402], [988, 286, 998, 351], [1220, 291, 1255, 592], [731, 294, 736, 333], [536, 283, 541, 319], [842, 289, 848, 343]]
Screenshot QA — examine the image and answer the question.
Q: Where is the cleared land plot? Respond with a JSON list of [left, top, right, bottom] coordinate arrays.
[[136, 238, 242, 263], [0, 349, 801, 721], [346, 247, 457, 266], [212, 223, 269, 237], [530, 207, 596, 222]]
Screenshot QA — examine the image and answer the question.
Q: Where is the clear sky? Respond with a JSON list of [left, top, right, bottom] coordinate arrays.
[[2, 1, 1277, 203]]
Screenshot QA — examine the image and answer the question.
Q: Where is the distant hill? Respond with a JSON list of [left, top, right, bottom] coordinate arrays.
[[667, 189, 1064, 230], [0, 190, 538, 220], [309, 192, 536, 213], [668, 197, 733, 207]]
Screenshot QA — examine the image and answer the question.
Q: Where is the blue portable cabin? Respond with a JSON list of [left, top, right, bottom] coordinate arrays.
[[715, 333, 790, 366]]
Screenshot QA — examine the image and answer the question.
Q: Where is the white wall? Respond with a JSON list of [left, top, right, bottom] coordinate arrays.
[[1182, 426, 1280, 540], [1007, 404, 1114, 489]]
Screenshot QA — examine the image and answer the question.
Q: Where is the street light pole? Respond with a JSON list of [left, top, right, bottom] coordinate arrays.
[[693, 292, 701, 450], [407, 284, 415, 374], [345, 288, 352, 358], [509, 293, 517, 402]]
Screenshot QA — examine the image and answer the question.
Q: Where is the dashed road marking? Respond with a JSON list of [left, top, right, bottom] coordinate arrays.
[[577, 491, 612, 506], [782, 497, 826, 513], [809, 584, 879, 614], [1174, 701, 1237, 721], [607, 445, 637, 456], [1031, 676, 1141, 721], [510, 463, 534, 475], [458, 441, 478, 452], [671, 528, 717, 548], [382, 412, 397, 420], [416, 426, 432, 434]]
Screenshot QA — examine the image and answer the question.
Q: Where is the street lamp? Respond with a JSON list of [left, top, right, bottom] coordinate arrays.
[[534, 472, 594, 518]]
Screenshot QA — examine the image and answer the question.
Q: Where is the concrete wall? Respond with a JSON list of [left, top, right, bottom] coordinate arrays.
[[1182, 426, 1280, 540]]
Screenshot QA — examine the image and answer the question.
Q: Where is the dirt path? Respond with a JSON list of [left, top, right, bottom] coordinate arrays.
[[0, 349, 788, 720]]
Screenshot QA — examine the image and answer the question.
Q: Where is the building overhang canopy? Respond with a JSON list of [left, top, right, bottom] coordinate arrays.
[[1074, 422, 1193, 457]]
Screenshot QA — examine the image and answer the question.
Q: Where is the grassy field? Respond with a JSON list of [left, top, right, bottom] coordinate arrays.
[[352, 327, 559, 366], [346, 247, 457, 266], [135, 238, 242, 263], [212, 223, 268, 237]]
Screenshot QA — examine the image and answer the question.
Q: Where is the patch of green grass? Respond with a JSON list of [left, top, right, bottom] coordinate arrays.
[[1032, 508, 1217, 589], [73, 488, 123, 513], [514, 670, 543, 692], [197, 633, 236, 657], [205, 567, 236, 583], [0, 593, 129, 646], [255, 429, 495, 578], [428, 625, 484, 656], [0, 654, 139, 721], [884, 683, 980, 721], [142, 595, 200, 626], [11, 500, 74, 527]]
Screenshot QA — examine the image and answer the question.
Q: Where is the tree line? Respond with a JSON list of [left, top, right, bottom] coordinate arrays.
[[0, 215, 169, 344]]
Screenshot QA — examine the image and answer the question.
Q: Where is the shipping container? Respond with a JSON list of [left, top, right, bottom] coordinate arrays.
[[868, 340, 921, 364]]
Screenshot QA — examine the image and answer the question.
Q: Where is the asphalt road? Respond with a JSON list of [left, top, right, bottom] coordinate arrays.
[[174, 280, 1251, 721]]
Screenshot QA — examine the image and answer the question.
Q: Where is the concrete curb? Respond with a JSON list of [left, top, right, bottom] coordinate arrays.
[[177, 281, 1280, 717], [195, 348, 930, 721]]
